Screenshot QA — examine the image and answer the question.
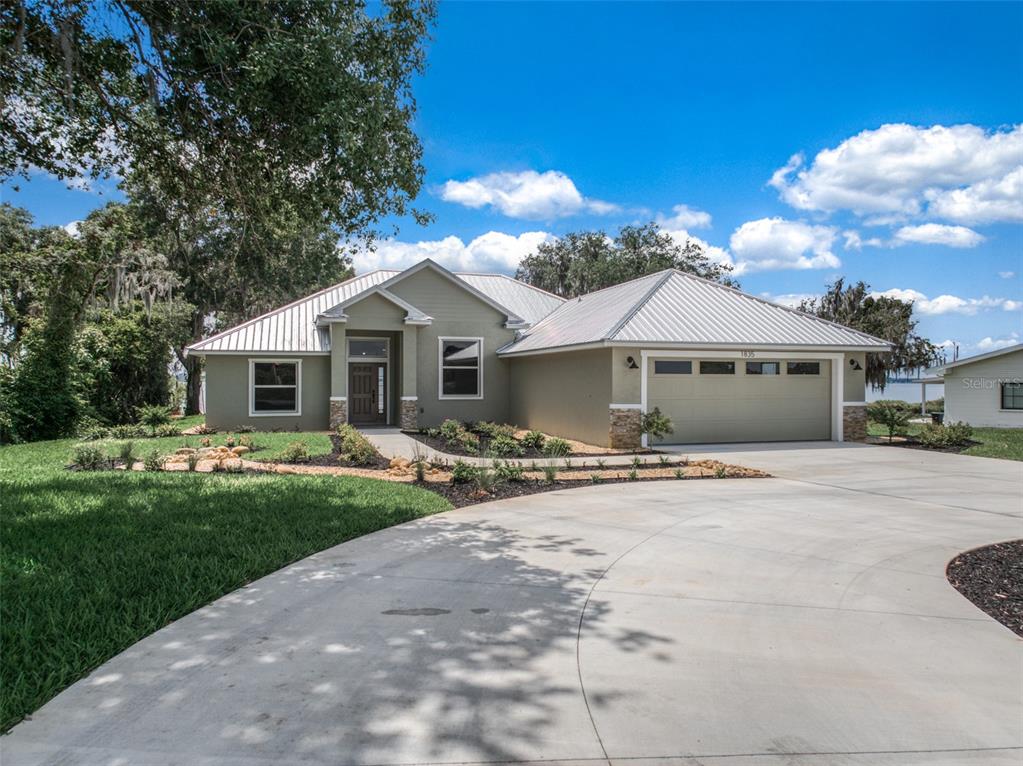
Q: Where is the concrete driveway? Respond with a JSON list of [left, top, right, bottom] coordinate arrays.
[[4, 444, 1022, 766]]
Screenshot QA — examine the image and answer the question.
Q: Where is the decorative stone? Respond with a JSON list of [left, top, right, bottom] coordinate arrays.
[[609, 407, 642, 449], [843, 404, 867, 442], [175, 447, 196, 455], [389, 457, 411, 469], [329, 399, 347, 429], [231, 446, 251, 456], [400, 399, 418, 431]]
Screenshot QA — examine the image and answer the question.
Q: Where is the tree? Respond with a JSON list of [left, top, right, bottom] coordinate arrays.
[[799, 279, 940, 391], [516, 223, 736, 298], [867, 401, 913, 442], [2, 1, 435, 246]]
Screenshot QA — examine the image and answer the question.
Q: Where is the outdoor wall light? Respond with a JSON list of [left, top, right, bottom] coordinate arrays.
[[626, 356, 639, 369], [849, 358, 863, 371]]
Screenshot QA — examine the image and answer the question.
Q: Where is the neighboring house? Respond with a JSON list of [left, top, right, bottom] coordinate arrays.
[[926, 344, 1023, 428], [186, 259, 889, 447]]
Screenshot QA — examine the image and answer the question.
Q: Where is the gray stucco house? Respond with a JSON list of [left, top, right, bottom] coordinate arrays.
[[927, 344, 1023, 428], [186, 259, 889, 447]]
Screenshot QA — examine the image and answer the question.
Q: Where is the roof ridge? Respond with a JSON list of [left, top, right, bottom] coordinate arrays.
[[188, 270, 386, 352], [605, 270, 675, 341], [668, 270, 890, 346], [456, 271, 567, 304]]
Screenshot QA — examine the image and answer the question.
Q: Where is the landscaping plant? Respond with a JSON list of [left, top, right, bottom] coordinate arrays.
[[641, 407, 674, 442], [70, 444, 107, 471], [867, 400, 914, 442], [491, 434, 524, 457], [336, 425, 379, 466], [918, 421, 974, 449], [137, 404, 172, 435], [118, 441, 137, 466], [279, 441, 310, 463], [542, 460, 558, 483], [451, 460, 477, 484], [542, 437, 571, 458], [520, 430, 546, 451], [143, 450, 165, 472]]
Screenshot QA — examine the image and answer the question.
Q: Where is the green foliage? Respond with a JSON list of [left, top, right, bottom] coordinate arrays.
[[631, 456, 643, 468], [491, 434, 524, 457], [542, 461, 558, 484], [493, 461, 525, 482], [439, 419, 463, 441], [542, 437, 571, 457], [142, 450, 164, 472], [674, 469, 686, 479], [520, 430, 546, 450], [658, 455, 671, 466], [336, 424, 379, 466], [117, 441, 137, 466], [798, 279, 940, 390], [154, 423, 181, 438], [715, 465, 728, 478], [516, 222, 737, 298], [596, 458, 607, 469], [627, 468, 639, 481], [472, 421, 500, 437], [278, 441, 310, 463], [456, 431, 480, 455], [590, 474, 603, 484], [186, 452, 201, 472], [918, 421, 974, 449], [867, 400, 914, 442], [451, 460, 477, 484], [69, 444, 107, 471], [137, 404, 171, 432], [109, 424, 147, 440], [641, 407, 674, 440], [474, 463, 501, 495]]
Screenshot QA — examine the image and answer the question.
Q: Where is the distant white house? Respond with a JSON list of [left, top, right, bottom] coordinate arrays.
[[927, 344, 1023, 428]]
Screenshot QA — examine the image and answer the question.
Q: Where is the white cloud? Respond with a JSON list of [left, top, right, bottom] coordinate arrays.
[[841, 230, 883, 250], [352, 230, 553, 274], [439, 170, 618, 220], [760, 292, 818, 309], [999, 271, 1016, 279], [728, 217, 840, 273], [871, 288, 1023, 316], [769, 123, 1023, 224], [891, 223, 985, 248], [63, 220, 82, 237], [976, 333, 1021, 351], [660, 227, 735, 270], [657, 203, 712, 230]]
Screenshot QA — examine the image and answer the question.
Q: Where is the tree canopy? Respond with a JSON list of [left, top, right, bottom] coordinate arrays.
[[798, 278, 941, 390], [515, 223, 737, 298]]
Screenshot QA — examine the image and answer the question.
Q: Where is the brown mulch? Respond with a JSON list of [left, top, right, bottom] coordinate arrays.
[[947, 540, 1023, 636], [866, 435, 981, 454], [405, 430, 657, 459]]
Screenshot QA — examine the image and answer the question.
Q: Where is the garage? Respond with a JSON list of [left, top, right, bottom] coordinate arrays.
[[645, 356, 832, 444]]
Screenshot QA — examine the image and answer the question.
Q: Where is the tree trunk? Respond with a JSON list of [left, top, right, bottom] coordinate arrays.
[[183, 354, 203, 416]]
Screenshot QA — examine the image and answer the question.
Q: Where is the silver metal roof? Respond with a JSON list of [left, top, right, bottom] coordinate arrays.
[[499, 270, 891, 355], [187, 267, 564, 354], [925, 342, 1023, 375]]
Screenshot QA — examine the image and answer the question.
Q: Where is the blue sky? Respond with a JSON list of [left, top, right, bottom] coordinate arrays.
[[4, 1, 1021, 356]]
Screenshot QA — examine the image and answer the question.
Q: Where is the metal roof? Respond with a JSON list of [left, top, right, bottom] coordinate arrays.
[[187, 266, 564, 354], [925, 342, 1023, 376], [499, 270, 891, 355]]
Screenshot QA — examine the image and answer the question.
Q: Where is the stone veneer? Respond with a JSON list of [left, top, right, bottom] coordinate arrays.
[[400, 399, 418, 431], [609, 407, 642, 449], [329, 399, 347, 430], [843, 404, 867, 442]]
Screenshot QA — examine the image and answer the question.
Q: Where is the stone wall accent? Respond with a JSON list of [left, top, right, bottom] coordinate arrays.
[[843, 404, 867, 442], [609, 407, 642, 449], [329, 399, 347, 430], [400, 399, 418, 431]]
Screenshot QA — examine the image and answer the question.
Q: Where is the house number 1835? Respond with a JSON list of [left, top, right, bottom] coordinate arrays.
[[740, 350, 756, 358]]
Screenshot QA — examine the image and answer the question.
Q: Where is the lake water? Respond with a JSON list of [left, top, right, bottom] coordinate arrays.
[[866, 381, 944, 405]]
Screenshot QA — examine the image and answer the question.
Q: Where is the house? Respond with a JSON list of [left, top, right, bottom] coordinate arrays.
[[186, 259, 890, 447], [926, 344, 1023, 428]]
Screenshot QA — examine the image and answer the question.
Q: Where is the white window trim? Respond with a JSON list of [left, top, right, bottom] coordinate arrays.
[[347, 336, 390, 362], [248, 358, 302, 417], [438, 336, 484, 400]]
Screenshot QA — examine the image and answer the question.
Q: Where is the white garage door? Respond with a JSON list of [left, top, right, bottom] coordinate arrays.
[[647, 357, 832, 444]]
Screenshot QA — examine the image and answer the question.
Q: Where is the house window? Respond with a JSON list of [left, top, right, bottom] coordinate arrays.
[[1002, 382, 1023, 410], [746, 361, 780, 375], [439, 337, 482, 399], [787, 361, 821, 375], [700, 361, 735, 374], [250, 360, 301, 416], [654, 360, 692, 374], [348, 338, 388, 360]]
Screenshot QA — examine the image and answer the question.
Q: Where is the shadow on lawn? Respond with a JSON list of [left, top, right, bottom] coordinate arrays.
[[7, 505, 676, 764]]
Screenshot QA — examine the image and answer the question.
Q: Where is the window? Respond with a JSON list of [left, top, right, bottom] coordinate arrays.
[[439, 337, 482, 398], [700, 361, 735, 375], [654, 360, 692, 374], [787, 361, 821, 375], [250, 360, 301, 415], [348, 338, 388, 360], [1002, 382, 1023, 410], [746, 361, 780, 375]]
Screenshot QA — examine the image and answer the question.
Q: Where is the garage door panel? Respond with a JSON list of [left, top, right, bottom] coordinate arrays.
[[649, 358, 831, 444]]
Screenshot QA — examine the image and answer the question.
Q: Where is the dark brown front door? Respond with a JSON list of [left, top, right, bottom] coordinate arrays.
[[350, 363, 385, 424]]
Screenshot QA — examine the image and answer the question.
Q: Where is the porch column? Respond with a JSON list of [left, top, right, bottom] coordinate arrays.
[[400, 326, 418, 430], [329, 324, 347, 428]]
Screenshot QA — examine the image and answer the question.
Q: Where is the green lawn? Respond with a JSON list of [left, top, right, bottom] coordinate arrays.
[[867, 421, 1023, 461], [0, 437, 451, 732]]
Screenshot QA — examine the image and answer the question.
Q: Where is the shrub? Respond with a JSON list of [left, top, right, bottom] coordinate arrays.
[[494, 460, 525, 482], [439, 419, 463, 441], [110, 424, 148, 439], [78, 423, 111, 441], [631, 456, 643, 468], [542, 460, 558, 484], [491, 434, 524, 457], [492, 423, 518, 440], [627, 468, 638, 481], [70, 444, 107, 470], [674, 468, 686, 479], [918, 421, 974, 449], [118, 441, 137, 466], [542, 437, 571, 457], [596, 458, 607, 469], [456, 431, 480, 455], [192, 423, 216, 435], [641, 407, 674, 441], [451, 460, 477, 484], [154, 423, 181, 438], [336, 424, 379, 466], [591, 474, 603, 484], [715, 465, 727, 478], [520, 430, 546, 451], [279, 440, 310, 463], [238, 435, 254, 448], [235, 424, 256, 433], [658, 455, 670, 466], [473, 421, 499, 437], [186, 452, 201, 472], [143, 449, 165, 472], [474, 463, 501, 494], [137, 404, 171, 434], [867, 400, 913, 442]]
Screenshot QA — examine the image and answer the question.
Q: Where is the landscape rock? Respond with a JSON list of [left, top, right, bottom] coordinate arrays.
[[231, 446, 251, 456]]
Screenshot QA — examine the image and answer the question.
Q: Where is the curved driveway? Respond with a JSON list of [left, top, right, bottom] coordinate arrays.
[[4, 444, 1022, 766]]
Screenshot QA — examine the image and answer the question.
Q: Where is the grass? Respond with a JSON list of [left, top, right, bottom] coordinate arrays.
[[0, 437, 451, 732], [867, 421, 1023, 461], [89, 429, 333, 463]]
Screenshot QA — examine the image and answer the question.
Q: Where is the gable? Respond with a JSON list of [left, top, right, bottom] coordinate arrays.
[[389, 266, 510, 325]]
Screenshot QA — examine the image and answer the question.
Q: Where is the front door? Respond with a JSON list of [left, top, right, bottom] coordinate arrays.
[[350, 363, 386, 424]]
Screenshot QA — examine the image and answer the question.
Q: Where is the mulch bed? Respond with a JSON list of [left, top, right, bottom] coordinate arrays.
[[946, 540, 1023, 636], [301, 433, 391, 469], [867, 436, 980, 455], [405, 431, 656, 459]]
